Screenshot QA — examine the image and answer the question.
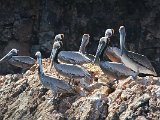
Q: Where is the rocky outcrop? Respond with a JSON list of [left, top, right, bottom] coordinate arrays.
[[0, 59, 160, 120], [0, 0, 160, 74]]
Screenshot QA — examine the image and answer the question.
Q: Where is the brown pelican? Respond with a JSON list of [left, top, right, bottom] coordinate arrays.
[[50, 41, 92, 85], [55, 34, 93, 64], [94, 37, 137, 83], [104, 29, 122, 63], [35, 51, 75, 99], [0, 49, 36, 69], [119, 26, 157, 76]]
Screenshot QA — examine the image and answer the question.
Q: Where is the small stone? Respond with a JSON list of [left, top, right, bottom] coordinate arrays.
[[118, 102, 127, 114], [121, 88, 133, 101], [0, 76, 6, 82], [155, 87, 160, 98], [5, 74, 12, 80], [28, 88, 34, 96], [135, 116, 147, 120], [12, 74, 23, 82]]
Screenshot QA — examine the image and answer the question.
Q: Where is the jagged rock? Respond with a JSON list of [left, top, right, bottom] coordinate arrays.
[[0, 57, 160, 120], [66, 95, 108, 120], [154, 87, 160, 98], [135, 116, 147, 120]]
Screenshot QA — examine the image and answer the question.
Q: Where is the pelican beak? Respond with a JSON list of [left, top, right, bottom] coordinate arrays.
[[94, 41, 106, 63], [79, 36, 89, 53], [61, 34, 64, 40], [0, 51, 18, 63], [119, 26, 126, 56], [49, 48, 58, 71], [111, 29, 114, 35]]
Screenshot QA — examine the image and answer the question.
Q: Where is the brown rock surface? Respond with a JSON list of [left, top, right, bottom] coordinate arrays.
[[0, 59, 160, 120]]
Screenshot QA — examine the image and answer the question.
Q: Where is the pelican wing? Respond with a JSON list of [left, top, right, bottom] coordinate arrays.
[[58, 51, 91, 64], [100, 61, 136, 77], [127, 51, 155, 72], [41, 74, 75, 93], [8, 56, 36, 68], [11, 56, 36, 64], [55, 64, 91, 78]]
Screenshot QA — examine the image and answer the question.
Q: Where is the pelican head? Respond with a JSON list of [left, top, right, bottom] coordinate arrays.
[[35, 51, 42, 65], [119, 26, 126, 56], [35, 51, 42, 58], [94, 37, 108, 63], [6, 48, 18, 58], [79, 34, 90, 53], [105, 29, 114, 38], [0, 48, 18, 63], [10, 48, 18, 54], [119, 26, 126, 36], [50, 41, 62, 70], [83, 34, 90, 43], [35, 51, 43, 74], [54, 34, 64, 42]]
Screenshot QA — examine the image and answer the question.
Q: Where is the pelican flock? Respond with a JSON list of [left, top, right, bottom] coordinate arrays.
[[1, 25, 157, 100]]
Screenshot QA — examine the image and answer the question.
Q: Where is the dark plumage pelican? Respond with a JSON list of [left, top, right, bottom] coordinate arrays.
[[119, 26, 157, 76], [94, 37, 136, 83], [0, 49, 35, 69]]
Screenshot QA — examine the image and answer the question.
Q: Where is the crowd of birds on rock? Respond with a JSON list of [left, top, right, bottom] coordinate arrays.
[[0, 26, 157, 102]]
